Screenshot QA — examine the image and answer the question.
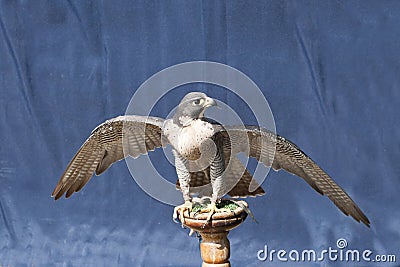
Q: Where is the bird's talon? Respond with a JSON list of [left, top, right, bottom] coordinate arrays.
[[189, 229, 195, 236], [173, 201, 193, 226], [195, 202, 218, 222]]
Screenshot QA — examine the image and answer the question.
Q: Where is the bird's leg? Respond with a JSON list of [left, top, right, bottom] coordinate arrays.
[[172, 183, 193, 225], [172, 151, 193, 226], [199, 140, 230, 222]]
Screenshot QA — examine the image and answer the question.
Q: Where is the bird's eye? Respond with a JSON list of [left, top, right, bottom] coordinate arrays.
[[193, 99, 202, 105]]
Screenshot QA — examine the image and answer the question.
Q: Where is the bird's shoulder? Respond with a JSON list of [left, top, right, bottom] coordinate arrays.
[[91, 115, 164, 134], [163, 117, 219, 132]]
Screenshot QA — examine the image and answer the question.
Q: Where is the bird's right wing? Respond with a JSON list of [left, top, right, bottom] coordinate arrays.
[[52, 115, 165, 200]]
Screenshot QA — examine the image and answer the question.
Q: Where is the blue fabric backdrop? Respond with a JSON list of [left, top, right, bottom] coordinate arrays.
[[0, 1, 399, 266]]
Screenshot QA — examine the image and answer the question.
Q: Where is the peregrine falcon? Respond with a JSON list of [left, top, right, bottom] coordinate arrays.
[[52, 92, 370, 227]]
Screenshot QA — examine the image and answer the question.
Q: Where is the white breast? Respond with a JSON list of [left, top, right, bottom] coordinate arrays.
[[165, 119, 215, 160]]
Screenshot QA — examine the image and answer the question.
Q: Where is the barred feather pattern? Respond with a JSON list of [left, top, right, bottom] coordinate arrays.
[[219, 126, 370, 227], [52, 115, 164, 200]]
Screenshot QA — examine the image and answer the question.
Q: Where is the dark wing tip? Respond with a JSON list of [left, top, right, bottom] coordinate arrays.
[[353, 205, 370, 227], [362, 218, 371, 228], [51, 185, 64, 200], [53, 191, 63, 200]]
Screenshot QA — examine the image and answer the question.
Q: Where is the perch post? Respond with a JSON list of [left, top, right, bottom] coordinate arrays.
[[177, 200, 248, 267]]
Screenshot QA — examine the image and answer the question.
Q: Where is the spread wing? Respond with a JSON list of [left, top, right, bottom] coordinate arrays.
[[52, 115, 165, 200], [218, 126, 370, 227]]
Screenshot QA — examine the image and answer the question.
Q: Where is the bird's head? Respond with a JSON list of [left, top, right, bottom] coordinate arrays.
[[173, 92, 217, 126]]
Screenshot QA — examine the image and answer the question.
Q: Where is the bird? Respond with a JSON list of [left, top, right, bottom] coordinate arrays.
[[52, 92, 370, 227]]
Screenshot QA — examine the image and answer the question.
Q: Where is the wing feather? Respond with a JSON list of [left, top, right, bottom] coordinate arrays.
[[219, 126, 370, 227], [52, 115, 165, 200]]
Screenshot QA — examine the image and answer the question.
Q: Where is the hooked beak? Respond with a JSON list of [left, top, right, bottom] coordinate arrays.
[[204, 97, 217, 108]]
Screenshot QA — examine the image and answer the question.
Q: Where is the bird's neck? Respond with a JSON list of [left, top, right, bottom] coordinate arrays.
[[175, 115, 196, 127], [173, 108, 198, 127]]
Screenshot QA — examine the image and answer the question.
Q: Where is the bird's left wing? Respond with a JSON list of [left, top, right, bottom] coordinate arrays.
[[218, 125, 370, 227], [52, 115, 165, 200]]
